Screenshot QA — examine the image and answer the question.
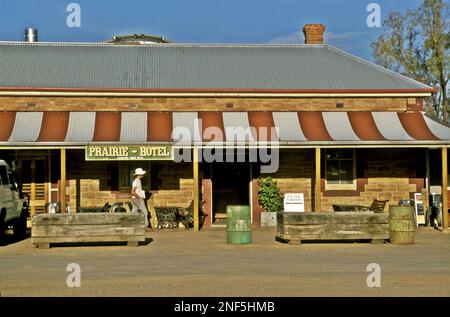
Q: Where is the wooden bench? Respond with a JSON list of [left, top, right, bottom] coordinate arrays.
[[276, 211, 389, 245], [333, 199, 388, 212], [31, 213, 147, 248]]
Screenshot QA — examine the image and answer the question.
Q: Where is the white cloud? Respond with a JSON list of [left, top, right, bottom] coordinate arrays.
[[267, 31, 304, 44], [326, 32, 363, 42], [325, 32, 369, 52]]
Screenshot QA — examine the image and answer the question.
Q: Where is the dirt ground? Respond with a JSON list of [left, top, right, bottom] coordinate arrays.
[[1, 226, 449, 297]]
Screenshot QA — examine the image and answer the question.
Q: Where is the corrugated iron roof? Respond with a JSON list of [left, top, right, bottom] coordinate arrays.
[[1, 111, 448, 146], [372, 112, 413, 141], [120, 112, 147, 142], [322, 112, 360, 141], [223, 112, 253, 142], [9, 112, 43, 142], [65, 112, 96, 142], [0, 42, 432, 91], [272, 112, 306, 141], [172, 112, 200, 142], [423, 116, 450, 140]]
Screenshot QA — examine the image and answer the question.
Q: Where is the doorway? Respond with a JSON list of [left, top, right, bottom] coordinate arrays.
[[212, 162, 250, 224]]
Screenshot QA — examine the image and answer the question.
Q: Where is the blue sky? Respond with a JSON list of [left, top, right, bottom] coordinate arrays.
[[0, 0, 423, 60]]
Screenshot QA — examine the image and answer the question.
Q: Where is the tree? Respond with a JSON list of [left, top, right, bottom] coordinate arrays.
[[371, 0, 449, 123]]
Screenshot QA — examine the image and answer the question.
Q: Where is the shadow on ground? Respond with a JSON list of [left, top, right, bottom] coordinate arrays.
[[0, 228, 31, 247], [45, 238, 154, 248]]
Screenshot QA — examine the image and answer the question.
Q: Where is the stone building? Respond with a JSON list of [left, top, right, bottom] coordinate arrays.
[[0, 24, 448, 230]]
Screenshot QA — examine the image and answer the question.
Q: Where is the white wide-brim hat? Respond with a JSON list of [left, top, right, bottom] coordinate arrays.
[[133, 168, 146, 176]]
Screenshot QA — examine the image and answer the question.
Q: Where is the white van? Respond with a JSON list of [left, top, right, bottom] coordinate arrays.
[[0, 160, 28, 239]]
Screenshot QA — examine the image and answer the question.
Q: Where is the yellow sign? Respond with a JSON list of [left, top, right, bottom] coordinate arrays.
[[85, 145, 173, 161]]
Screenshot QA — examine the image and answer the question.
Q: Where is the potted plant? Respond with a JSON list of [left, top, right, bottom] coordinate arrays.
[[258, 176, 284, 227]]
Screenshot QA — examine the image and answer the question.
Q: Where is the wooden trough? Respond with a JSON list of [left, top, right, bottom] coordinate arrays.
[[276, 211, 390, 244], [31, 213, 147, 248]]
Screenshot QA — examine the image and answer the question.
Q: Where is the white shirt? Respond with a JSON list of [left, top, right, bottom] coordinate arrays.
[[132, 178, 145, 199]]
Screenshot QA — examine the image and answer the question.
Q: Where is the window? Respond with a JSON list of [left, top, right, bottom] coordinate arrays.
[[119, 162, 151, 191], [325, 149, 356, 190]]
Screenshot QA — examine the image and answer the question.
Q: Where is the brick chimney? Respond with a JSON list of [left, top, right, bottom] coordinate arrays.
[[303, 24, 325, 44]]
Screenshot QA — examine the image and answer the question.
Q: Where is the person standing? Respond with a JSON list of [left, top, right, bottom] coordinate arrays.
[[131, 168, 150, 228]]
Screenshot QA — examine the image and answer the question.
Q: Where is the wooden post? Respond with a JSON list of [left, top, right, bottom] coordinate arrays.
[[421, 188, 429, 226], [424, 149, 430, 226], [47, 150, 52, 209], [249, 162, 253, 225], [425, 149, 430, 190], [30, 160, 36, 216], [60, 148, 66, 213], [193, 147, 199, 232], [315, 148, 321, 212], [442, 146, 448, 231], [148, 194, 157, 229]]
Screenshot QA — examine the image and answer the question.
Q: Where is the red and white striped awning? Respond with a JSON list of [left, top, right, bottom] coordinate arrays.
[[0, 111, 449, 146]]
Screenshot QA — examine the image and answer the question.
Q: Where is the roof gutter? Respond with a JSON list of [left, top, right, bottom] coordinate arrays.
[[0, 87, 436, 98]]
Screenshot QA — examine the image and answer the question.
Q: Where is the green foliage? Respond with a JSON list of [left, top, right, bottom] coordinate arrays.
[[258, 176, 284, 213], [371, 0, 449, 123]]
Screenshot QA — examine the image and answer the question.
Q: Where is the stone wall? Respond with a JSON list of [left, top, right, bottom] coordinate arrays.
[[66, 154, 116, 210], [64, 148, 425, 218], [259, 148, 425, 213], [66, 150, 194, 211], [201, 178, 212, 227], [269, 149, 315, 211], [0, 95, 412, 112], [321, 149, 424, 211], [151, 161, 194, 208]]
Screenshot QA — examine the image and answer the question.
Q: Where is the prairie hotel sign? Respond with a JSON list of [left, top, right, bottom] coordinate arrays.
[[85, 145, 173, 161]]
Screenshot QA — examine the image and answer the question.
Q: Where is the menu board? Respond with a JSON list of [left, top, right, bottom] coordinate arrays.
[[284, 193, 305, 212], [414, 193, 425, 226]]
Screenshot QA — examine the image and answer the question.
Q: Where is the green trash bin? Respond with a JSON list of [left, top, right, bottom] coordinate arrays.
[[227, 205, 252, 244]]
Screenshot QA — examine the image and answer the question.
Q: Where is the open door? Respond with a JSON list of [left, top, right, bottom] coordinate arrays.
[[212, 162, 250, 224]]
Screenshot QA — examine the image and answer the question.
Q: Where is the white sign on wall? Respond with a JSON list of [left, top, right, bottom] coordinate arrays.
[[414, 192, 425, 226], [284, 193, 304, 212]]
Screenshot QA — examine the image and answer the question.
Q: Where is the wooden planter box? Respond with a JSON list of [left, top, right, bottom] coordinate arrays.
[[276, 212, 389, 244], [32, 213, 147, 248]]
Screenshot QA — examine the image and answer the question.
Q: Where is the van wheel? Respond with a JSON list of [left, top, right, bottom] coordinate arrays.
[[13, 211, 27, 239]]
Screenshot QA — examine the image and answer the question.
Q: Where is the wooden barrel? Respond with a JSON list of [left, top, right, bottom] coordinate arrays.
[[389, 205, 415, 244], [226, 205, 251, 244]]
